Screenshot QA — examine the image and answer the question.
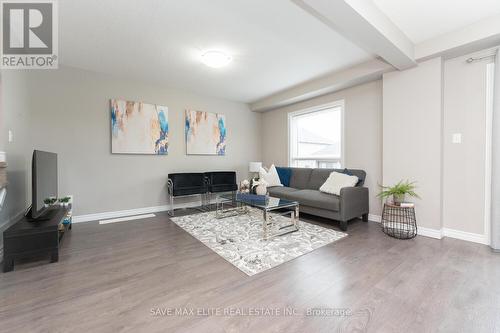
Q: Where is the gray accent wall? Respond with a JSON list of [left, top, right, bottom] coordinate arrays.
[[383, 52, 495, 240], [0, 71, 33, 249], [261, 80, 383, 216], [443, 53, 493, 236], [1, 66, 262, 217], [383, 58, 444, 231]]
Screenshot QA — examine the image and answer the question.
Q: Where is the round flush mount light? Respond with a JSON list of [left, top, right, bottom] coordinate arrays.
[[200, 50, 232, 68]]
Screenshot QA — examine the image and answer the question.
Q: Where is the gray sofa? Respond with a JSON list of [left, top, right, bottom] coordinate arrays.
[[268, 168, 369, 231]]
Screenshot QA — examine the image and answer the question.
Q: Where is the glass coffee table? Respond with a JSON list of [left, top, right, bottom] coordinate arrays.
[[216, 193, 299, 240]]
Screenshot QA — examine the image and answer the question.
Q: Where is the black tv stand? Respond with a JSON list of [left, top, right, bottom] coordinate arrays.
[[2, 206, 71, 272], [26, 206, 59, 222]]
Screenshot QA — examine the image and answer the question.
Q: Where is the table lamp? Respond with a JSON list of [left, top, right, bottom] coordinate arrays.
[[249, 162, 262, 180]]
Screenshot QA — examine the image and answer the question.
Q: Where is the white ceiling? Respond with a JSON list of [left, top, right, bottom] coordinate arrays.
[[59, 0, 372, 103], [373, 0, 500, 44]]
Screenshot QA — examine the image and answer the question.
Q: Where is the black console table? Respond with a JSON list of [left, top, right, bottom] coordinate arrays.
[[2, 206, 71, 272]]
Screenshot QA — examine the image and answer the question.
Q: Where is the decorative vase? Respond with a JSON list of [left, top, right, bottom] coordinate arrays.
[[393, 194, 405, 205], [255, 184, 267, 196]]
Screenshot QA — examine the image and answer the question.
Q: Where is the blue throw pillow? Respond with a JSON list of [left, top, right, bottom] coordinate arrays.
[[342, 168, 353, 176], [342, 168, 362, 186], [275, 167, 292, 187]]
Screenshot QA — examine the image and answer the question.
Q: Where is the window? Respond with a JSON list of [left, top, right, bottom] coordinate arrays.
[[288, 102, 344, 169]]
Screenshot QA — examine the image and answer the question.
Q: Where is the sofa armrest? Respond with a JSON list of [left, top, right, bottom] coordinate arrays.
[[339, 186, 369, 221]]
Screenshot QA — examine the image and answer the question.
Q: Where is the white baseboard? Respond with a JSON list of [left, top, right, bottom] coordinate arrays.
[[370, 211, 443, 239], [416, 226, 489, 244], [73, 201, 206, 223], [416, 227, 489, 244], [99, 213, 156, 225], [368, 214, 381, 223], [369, 214, 487, 244], [442, 228, 489, 245], [417, 226, 443, 239]]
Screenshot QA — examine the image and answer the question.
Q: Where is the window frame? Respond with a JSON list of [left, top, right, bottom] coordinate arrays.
[[287, 100, 345, 169]]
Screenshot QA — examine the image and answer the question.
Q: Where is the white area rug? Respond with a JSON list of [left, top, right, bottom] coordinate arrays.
[[171, 207, 347, 276]]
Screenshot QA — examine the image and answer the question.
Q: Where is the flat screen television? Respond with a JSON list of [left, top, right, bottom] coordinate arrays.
[[29, 150, 58, 221]]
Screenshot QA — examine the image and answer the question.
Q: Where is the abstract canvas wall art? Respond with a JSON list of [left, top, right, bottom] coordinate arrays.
[[185, 110, 226, 155], [111, 99, 169, 154]]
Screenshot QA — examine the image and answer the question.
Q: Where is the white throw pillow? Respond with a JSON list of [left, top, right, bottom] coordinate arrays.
[[319, 171, 358, 195], [259, 164, 283, 187]]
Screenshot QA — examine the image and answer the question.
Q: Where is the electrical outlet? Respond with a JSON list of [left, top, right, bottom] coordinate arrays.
[[452, 133, 462, 144]]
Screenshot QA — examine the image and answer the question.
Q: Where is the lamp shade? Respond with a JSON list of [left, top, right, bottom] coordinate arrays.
[[249, 162, 262, 173]]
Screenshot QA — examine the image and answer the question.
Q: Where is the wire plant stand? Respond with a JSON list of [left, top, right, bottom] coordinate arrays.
[[381, 203, 417, 239]]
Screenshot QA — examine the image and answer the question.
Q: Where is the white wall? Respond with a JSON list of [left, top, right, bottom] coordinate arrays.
[[2, 66, 262, 216], [261, 80, 383, 216], [443, 53, 494, 236], [383, 58, 443, 230]]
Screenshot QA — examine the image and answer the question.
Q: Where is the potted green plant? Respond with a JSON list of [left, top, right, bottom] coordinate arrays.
[[44, 197, 58, 208], [43, 198, 52, 208], [58, 196, 71, 207], [378, 180, 420, 205]]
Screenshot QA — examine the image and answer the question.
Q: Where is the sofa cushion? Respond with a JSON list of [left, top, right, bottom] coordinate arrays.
[[307, 168, 366, 189], [172, 186, 206, 197], [342, 168, 363, 186], [168, 173, 207, 197], [287, 189, 340, 211], [289, 168, 312, 189], [275, 167, 292, 187], [308, 168, 334, 190], [259, 164, 283, 187], [267, 186, 300, 199], [344, 169, 366, 187], [319, 171, 358, 195], [209, 184, 238, 193], [169, 172, 205, 188], [205, 171, 237, 193], [205, 171, 236, 186]]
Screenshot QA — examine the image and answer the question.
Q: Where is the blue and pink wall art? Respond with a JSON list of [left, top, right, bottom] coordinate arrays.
[[185, 110, 226, 155], [111, 99, 169, 154]]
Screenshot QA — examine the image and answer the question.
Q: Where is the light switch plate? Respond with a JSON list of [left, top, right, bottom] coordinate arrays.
[[452, 133, 462, 144], [8, 130, 13, 143]]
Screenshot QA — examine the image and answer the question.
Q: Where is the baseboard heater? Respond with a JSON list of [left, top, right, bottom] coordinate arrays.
[[99, 213, 156, 225]]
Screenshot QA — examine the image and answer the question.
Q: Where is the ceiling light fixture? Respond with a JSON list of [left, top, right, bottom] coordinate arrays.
[[200, 50, 232, 68]]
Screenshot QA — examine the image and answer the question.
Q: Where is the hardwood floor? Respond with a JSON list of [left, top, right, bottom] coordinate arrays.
[[1, 209, 500, 333]]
